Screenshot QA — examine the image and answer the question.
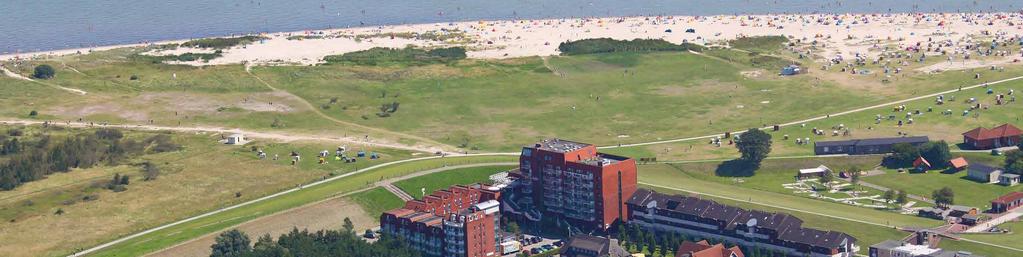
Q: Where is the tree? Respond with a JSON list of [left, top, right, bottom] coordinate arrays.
[[735, 128, 772, 168], [819, 171, 834, 189], [1005, 150, 1023, 174], [210, 229, 251, 257], [932, 187, 955, 208], [343, 217, 355, 234], [28, 110, 38, 117], [32, 64, 55, 79], [849, 167, 861, 188], [645, 233, 657, 254], [884, 143, 919, 168], [918, 141, 952, 169], [896, 190, 908, 205], [882, 189, 895, 204]]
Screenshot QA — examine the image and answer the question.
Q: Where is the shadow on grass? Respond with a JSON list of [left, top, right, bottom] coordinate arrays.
[[715, 159, 757, 177]]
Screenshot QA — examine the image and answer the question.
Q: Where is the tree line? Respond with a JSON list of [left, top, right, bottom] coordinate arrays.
[[883, 141, 951, 169], [557, 38, 705, 55], [209, 222, 421, 257], [0, 128, 181, 190]]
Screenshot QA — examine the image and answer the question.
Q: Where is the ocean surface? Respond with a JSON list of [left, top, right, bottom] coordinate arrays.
[[3, 0, 1020, 54]]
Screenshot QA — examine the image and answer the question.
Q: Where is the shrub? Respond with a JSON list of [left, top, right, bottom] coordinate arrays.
[[323, 46, 467, 65], [557, 38, 705, 55], [181, 36, 265, 49], [32, 65, 55, 79], [28, 110, 38, 117]]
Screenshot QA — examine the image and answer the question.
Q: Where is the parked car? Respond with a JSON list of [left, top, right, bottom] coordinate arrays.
[[553, 240, 564, 247], [530, 248, 541, 254]]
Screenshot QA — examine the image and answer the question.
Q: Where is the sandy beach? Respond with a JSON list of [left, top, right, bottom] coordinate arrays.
[[4, 12, 1023, 67]]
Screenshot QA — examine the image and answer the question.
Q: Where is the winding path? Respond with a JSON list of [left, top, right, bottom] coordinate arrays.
[[0, 65, 87, 95]]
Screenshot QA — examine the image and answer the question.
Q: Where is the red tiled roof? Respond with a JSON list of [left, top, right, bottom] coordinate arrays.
[[949, 157, 969, 169], [963, 124, 1023, 140], [676, 240, 745, 257], [993, 192, 1023, 204], [913, 156, 931, 168]]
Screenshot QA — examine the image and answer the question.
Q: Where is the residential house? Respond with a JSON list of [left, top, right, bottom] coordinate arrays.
[[676, 240, 745, 257], [991, 192, 1023, 213], [560, 235, 631, 257], [962, 124, 1021, 150], [966, 163, 1003, 183], [797, 165, 832, 180], [814, 136, 929, 155]]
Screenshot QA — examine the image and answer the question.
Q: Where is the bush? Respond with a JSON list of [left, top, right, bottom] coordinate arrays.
[[181, 36, 265, 49], [28, 110, 38, 117], [323, 46, 467, 65], [32, 65, 55, 79], [557, 38, 705, 55]]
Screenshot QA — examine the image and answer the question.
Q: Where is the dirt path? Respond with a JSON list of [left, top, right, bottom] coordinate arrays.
[[0, 119, 449, 155], [244, 65, 456, 151], [0, 65, 87, 95], [146, 198, 374, 257], [540, 56, 563, 77]]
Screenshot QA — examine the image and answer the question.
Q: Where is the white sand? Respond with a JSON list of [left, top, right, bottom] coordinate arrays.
[[4, 12, 1023, 67]]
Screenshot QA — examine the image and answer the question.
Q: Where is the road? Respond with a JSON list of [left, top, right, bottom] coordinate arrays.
[[65, 154, 516, 257], [964, 207, 1023, 233], [638, 182, 1023, 253]]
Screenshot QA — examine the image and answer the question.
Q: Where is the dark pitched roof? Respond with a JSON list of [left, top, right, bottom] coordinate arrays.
[[963, 124, 1022, 140], [815, 136, 929, 147], [628, 190, 855, 250], [563, 235, 630, 257], [969, 163, 1003, 175]]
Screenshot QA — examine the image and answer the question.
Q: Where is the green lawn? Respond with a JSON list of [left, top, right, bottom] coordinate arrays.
[[862, 168, 1021, 209], [85, 155, 516, 257], [393, 165, 515, 199], [348, 187, 405, 218], [961, 221, 1023, 247]]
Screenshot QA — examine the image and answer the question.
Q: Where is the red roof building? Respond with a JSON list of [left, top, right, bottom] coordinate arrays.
[[913, 156, 932, 171], [991, 192, 1023, 213], [676, 240, 745, 257], [948, 157, 969, 171], [962, 124, 1022, 150]]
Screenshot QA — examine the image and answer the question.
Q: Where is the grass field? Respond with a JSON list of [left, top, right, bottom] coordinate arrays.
[[604, 72, 1023, 162], [637, 164, 1021, 256], [393, 165, 515, 199], [862, 168, 1021, 209], [0, 126, 418, 257], [83, 154, 516, 257], [347, 187, 405, 219], [9, 44, 1022, 153]]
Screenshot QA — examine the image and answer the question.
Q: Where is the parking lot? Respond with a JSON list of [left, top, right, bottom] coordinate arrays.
[[503, 234, 562, 256]]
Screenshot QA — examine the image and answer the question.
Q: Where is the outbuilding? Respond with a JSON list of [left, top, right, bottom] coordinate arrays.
[[998, 173, 1020, 186], [967, 163, 1004, 183], [796, 165, 832, 180], [225, 134, 247, 145], [991, 192, 1023, 213]]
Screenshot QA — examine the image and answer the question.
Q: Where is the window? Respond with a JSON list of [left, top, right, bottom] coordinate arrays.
[[522, 148, 532, 157]]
